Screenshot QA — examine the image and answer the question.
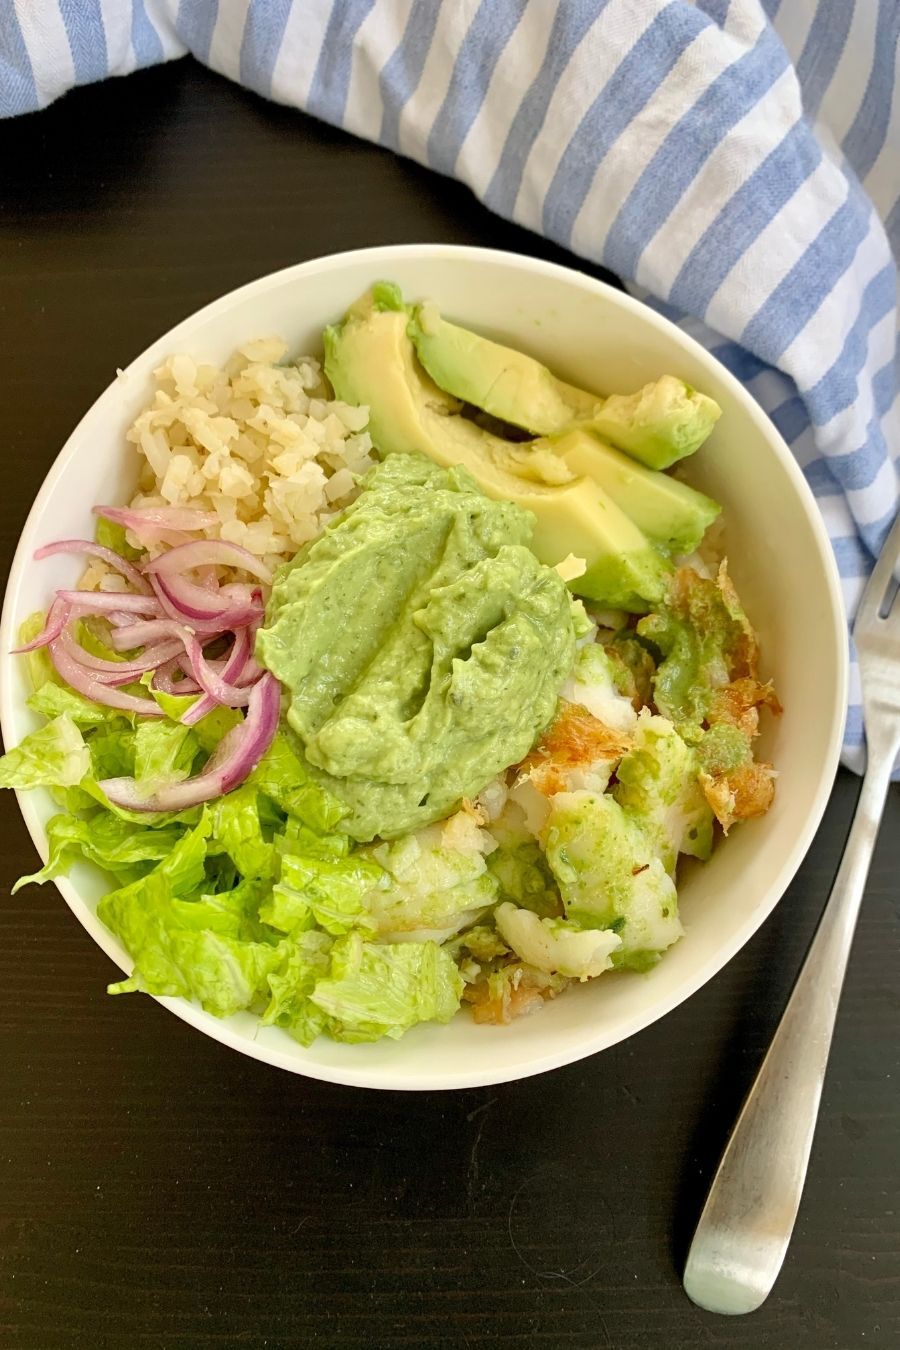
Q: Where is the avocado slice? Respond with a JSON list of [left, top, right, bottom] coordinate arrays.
[[407, 302, 721, 470], [543, 428, 720, 556], [324, 294, 670, 612], [408, 302, 598, 435], [587, 375, 721, 471]]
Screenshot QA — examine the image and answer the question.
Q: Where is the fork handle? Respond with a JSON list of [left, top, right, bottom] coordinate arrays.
[[683, 738, 898, 1315]]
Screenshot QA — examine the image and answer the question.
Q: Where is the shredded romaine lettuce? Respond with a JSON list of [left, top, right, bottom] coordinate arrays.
[[249, 729, 346, 831], [261, 853, 383, 937], [13, 812, 186, 892], [94, 516, 142, 560], [0, 714, 90, 789], [2, 667, 465, 1042], [207, 784, 277, 880], [307, 933, 463, 1042]]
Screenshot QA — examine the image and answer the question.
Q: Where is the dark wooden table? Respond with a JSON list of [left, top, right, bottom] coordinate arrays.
[[1, 59, 897, 1350]]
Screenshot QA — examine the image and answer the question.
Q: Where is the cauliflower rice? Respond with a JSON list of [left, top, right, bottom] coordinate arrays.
[[125, 337, 374, 570]]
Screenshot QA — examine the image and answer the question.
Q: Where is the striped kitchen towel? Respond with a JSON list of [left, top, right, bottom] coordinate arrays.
[[2, 0, 898, 772]]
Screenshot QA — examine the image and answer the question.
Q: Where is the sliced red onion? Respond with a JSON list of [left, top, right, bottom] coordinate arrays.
[[181, 627, 252, 725], [108, 618, 192, 652], [57, 628, 183, 678], [151, 574, 209, 628], [94, 668, 157, 689], [143, 539, 273, 584], [175, 653, 199, 682], [110, 619, 259, 700], [94, 504, 219, 531], [237, 653, 264, 686], [33, 540, 151, 594], [100, 673, 281, 810], [150, 573, 262, 633], [179, 630, 253, 709], [202, 652, 262, 686], [55, 589, 160, 615], [151, 572, 230, 622], [48, 639, 166, 716], [72, 615, 254, 710], [11, 597, 72, 653], [151, 657, 201, 696], [18, 506, 276, 728]]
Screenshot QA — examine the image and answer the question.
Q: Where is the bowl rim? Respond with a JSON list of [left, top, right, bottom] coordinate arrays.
[[0, 242, 848, 1090]]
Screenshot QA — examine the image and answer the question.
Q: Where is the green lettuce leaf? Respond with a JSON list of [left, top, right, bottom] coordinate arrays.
[[277, 817, 350, 860], [191, 705, 244, 753], [133, 719, 198, 795], [104, 894, 283, 1018], [27, 680, 125, 728], [18, 612, 60, 691], [95, 516, 142, 561], [13, 811, 187, 892], [11, 678, 208, 833], [48, 782, 102, 813], [147, 812, 212, 897], [85, 719, 137, 780], [261, 930, 335, 1045], [207, 785, 276, 880], [250, 730, 345, 831], [0, 715, 90, 789], [147, 685, 243, 752], [76, 618, 130, 664], [198, 876, 276, 943], [261, 852, 382, 936], [365, 817, 497, 940], [147, 688, 196, 722], [97, 813, 282, 1017], [309, 932, 464, 1042]]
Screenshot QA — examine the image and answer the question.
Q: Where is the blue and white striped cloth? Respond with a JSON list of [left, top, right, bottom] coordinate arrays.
[[2, 1, 898, 772]]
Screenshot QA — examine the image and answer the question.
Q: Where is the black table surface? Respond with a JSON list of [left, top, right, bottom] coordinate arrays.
[[1, 58, 897, 1350]]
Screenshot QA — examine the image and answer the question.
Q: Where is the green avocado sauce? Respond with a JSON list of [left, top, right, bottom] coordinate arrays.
[[256, 453, 576, 841]]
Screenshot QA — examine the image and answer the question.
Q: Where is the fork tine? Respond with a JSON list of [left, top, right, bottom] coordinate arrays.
[[855, 510, 900, 633]]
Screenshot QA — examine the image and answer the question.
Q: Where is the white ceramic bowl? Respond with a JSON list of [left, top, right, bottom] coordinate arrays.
[[0, 245, 847, 1091]]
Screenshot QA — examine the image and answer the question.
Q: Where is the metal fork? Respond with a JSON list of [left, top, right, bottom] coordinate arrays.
[[683, 509, 900, 1315]]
